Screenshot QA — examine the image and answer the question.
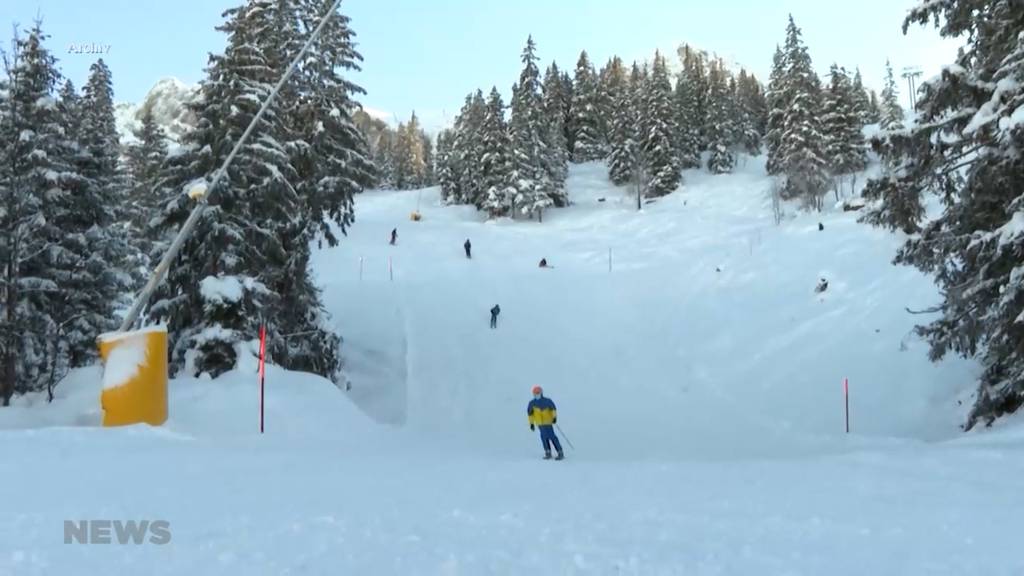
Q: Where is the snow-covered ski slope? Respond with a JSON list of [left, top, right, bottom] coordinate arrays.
[[317, 159, 976, 457], [3, 158, 1023, 576]]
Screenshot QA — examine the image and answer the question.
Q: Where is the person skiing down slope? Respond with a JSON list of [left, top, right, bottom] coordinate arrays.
[[464, 238, 472, 259], [490, 304, 500, 329], [528, 386, 564, 460]]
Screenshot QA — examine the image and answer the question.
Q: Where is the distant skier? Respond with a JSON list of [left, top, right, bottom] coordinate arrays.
[[464, 238, 472, 259], [538, 258, 548, 268], [527, 386, 563, 460], [390, 228, 397, 245], [815, 278, 829, 293], [490, 304, 500, 329], [818, 222, 824, 231]]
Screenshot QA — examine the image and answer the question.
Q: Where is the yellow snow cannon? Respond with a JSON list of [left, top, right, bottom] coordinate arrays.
[[97, 326, 168, 427]]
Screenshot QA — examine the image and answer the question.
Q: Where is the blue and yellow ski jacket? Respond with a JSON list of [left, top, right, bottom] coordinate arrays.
[[527, 396, 557, 426]]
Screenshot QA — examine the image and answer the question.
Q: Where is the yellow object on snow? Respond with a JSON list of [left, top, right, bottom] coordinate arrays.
[[410, 211, 422, 221], [98, 326, 168, 427]]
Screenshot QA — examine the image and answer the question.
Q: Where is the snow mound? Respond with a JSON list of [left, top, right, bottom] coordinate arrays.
[[0, 362, 378, 443]]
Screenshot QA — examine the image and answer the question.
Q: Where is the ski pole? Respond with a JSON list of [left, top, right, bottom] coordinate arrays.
[[555, 423, 575, 451]]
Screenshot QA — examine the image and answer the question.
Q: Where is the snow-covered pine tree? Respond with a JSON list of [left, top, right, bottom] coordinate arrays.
[[765, 45, 787, 175], [260, 0, 373, 378], [57, 80, 81, 144], [734, 70, 767, 154], [479, 87, 515, 217], [607, 62, 640, 185], [569, 50, 605, 162], [540, 63, 569, 206], [880, 60, 904, 130], [866, 89, 883, 124], [679, 45, 710, 149], [850, 67, 874, 125], [391, 120, 409, 188], [673, 66, 702, 169], [510, 37, 554, 220], [435, 129, 458, 201], [420, 131, 435, 186], [542, 62, 572, 159], [150, 0, 307, 379], [125, 106, 169, 232], [393, 112, 428, 189], [291, 0, 374, 247], [630, 63, 651, 199], [0, 24, 68, 403], [727, 75, 741, 137], [452, 90, 486, 206], [821, 64, 867, 197], [446, 96, 470, 203], [234, 0, 323, 379], [639, 52, 681, 197], [395, 113, 428, 189], [559, 69, 574, 152], [777, 15, 829, 210], [704, 60, 736, 173], [541, 123, 569, 207], [57, 58, 132, 367], [372, 131, 396, 189], [862, 0, 1024, 429], [597, 57, 627, 149], [121, 106, 168, 293], [79, 60, 122, 190]]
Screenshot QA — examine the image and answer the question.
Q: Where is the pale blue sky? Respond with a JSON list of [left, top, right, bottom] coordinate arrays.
[[1, 1, 959, 131]]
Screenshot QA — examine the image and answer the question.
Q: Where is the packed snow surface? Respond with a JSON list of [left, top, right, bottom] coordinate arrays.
[[1, 159, 1021, 575]]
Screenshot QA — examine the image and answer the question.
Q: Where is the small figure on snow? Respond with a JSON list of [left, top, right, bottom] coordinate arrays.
[[538, 258, 548, 268], [390, 228, 397, 245], [490, 304, 500, 329], [818, 222, 824, 231], [815, 278, 829, 293], [528, 386, 563, 460], [464, 238, 472, 259]]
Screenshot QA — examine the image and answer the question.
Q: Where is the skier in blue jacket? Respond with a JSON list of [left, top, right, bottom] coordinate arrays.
[[527, 386, 563, 460]]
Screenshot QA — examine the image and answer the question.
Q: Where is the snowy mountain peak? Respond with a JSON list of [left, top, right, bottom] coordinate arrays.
[[115, 77, 200, 145]]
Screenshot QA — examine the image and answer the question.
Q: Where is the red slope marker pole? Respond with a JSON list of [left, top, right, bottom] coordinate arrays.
[[259, 325, 266, 434], [844, 377, 849, 434]]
